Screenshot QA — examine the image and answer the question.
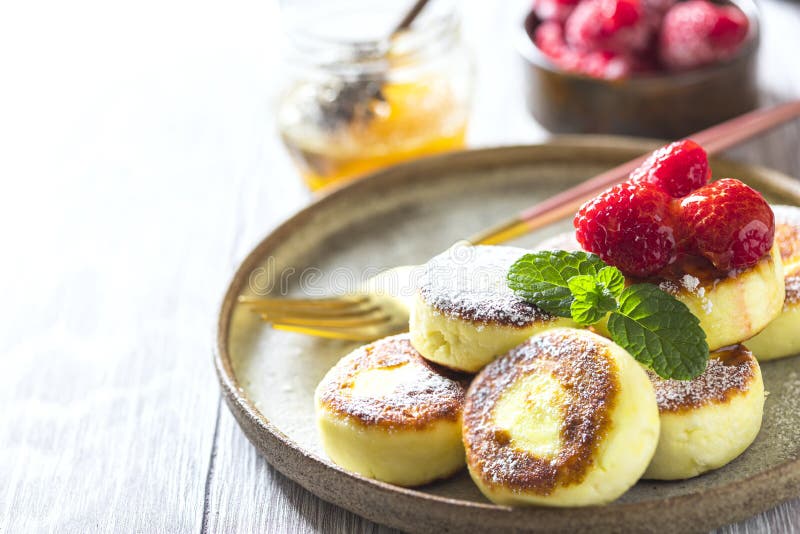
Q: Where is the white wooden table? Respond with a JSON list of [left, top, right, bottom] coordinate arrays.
[[1, 0, 799, 532]]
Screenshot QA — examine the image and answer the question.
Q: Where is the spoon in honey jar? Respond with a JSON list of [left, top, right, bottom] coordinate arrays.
[[314, 0, 432, 132]]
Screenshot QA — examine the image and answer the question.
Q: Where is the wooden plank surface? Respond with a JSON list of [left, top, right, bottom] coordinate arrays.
[[1, 0, 798, 532]]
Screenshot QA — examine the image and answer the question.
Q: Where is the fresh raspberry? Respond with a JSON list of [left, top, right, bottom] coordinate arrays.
[[576, 50, 636, 79], [565, 0, 652, 54], [630, 139, 711, 198], [535, 22, 635, 80], [575, 182, 678, 276], [641, 0, 676, 17], [532, 0, 580, 22], [534, 21, 572, 60], [660, 0, 749, 71], [679, 179, 774, 271], [640, 0, 676, 30]]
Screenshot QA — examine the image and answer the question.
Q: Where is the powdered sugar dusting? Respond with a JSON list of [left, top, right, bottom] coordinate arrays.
[[680, 274, 713, 314], [419, 245, 554, 327], [647, 346, 757, 412], [659, 280, 680, 295], [780, 370, 800, 399], [317, 334, 468, 429], [785, 273, 800, 307], [681, 274, 700, 292]]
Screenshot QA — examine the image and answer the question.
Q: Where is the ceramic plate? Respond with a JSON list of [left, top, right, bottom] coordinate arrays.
[[215, 137, 800, 533]]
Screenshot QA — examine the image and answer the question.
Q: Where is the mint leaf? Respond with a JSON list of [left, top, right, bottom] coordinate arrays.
[[607, 284, 708, 380], [568, 275, 619, 325], [507, 251, 607, 317], [596, 266, 625, 297]]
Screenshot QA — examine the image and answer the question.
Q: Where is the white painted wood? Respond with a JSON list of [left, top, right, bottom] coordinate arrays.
[[0, 0, 798, 531], [0, 0, 300, 532]]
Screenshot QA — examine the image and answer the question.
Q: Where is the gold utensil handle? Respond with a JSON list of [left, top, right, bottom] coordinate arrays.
[[469, 100, 800, 246]]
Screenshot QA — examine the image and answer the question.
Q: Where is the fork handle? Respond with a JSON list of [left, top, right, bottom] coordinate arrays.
[[469, 100, 800, 246]]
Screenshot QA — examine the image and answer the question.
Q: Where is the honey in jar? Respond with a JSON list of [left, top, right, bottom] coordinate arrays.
[[277, 1, 473, 191]]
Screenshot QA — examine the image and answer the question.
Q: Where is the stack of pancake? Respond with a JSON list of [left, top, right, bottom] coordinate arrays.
[[313, 205, 800, 506]]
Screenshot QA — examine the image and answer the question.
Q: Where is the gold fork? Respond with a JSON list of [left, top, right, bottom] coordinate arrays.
[[240, 265, 418, 341], [240, 101, 800, 341]]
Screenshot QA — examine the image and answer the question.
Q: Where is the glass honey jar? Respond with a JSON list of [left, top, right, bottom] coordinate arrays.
[[277, 0, 473, 191]]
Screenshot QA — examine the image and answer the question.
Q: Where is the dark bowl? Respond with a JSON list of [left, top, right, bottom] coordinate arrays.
[[518, 0, 760, 138]]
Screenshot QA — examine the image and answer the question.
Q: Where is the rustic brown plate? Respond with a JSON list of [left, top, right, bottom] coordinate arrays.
[[215, 137, 800, 533]]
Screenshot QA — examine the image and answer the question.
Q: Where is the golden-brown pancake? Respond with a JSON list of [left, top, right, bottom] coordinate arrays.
[[644, 345, 764, 480], [745, 205, 800, 361], [410, 243, 574, 373], [315, 334, 468, 486], [462, 328, 659, 506]]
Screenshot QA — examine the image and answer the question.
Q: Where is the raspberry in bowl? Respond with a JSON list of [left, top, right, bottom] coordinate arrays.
[[517, 0, 759, 137]]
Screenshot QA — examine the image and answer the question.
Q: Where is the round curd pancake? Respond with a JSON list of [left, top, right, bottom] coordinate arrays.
[[746, 205, 800, 361], [654, 248, 784, 351], [535, 232, 785, 351], [462, 328, 660, 507], [409, 244, 574, 373], [644, 345, 764, 480], [314, 334, 468, 487]]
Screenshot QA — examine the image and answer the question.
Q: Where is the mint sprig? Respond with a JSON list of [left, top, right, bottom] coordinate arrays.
[[595, 266, 625, 297], [568, 275, 619, 326], [506, 250, 607, 317], [507, 251, 708, 380]]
